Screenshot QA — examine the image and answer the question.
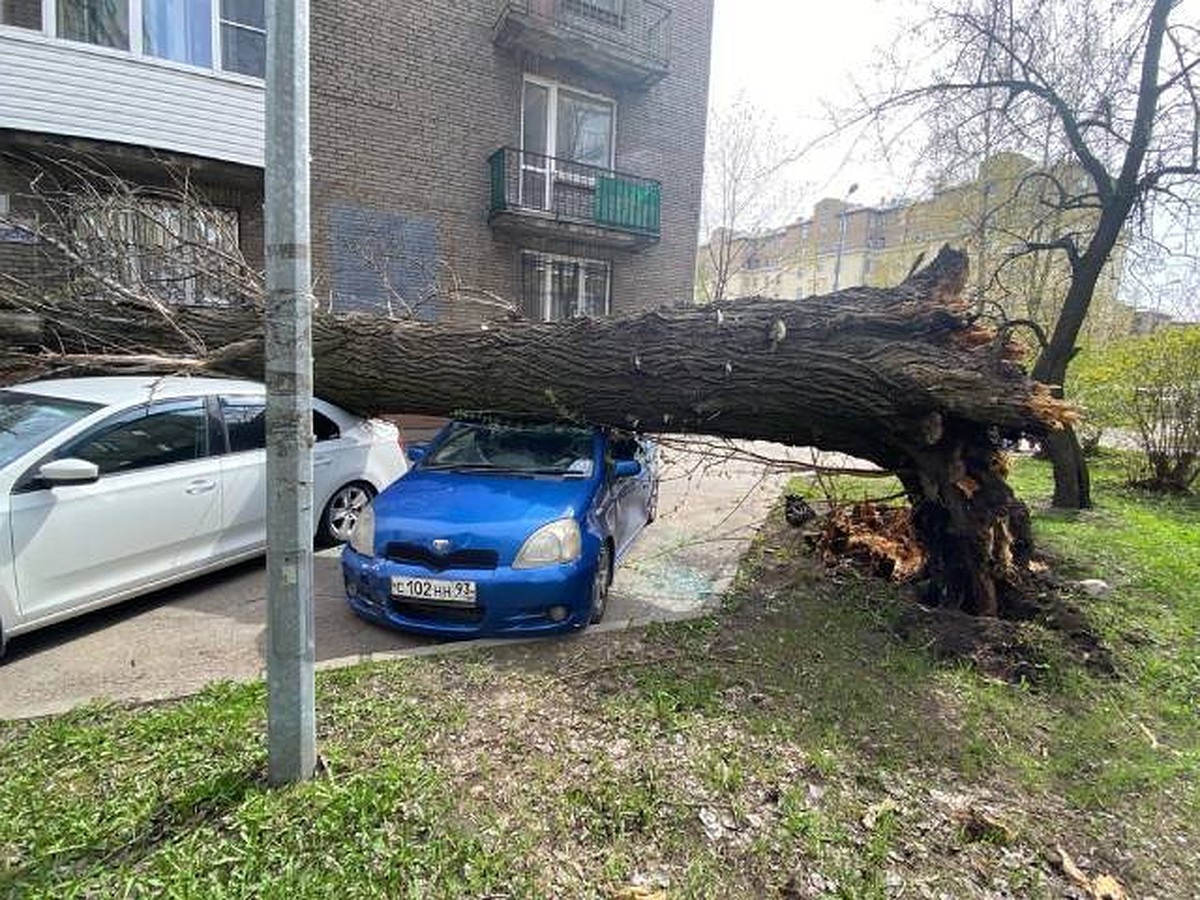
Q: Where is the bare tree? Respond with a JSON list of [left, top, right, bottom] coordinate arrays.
[[861, 0, 1199, 508], [696, 95, 802, 303]]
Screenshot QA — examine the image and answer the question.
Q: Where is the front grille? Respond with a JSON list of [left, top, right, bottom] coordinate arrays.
[[384, 542, 499, 572], [390, 599, 486, 625]]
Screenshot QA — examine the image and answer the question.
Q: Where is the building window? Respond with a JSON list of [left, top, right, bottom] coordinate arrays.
[[74, 198, 242, 306], [0, 0, 41, 28], [10, 0, 266, 79], [58, 0, 129, 49], [143, 0, 213, 67], [522, 77, 615, 169], [219, 0, 265, 77], [521, 251, 610, 321], [564, 0, 624, 27]]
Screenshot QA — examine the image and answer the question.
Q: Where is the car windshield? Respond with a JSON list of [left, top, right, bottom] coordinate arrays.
[[0, 391, 102, 468], [424, 421, 595, 477]]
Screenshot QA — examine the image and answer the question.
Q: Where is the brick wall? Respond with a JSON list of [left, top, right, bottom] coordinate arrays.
[[310, 0, 713, 321]]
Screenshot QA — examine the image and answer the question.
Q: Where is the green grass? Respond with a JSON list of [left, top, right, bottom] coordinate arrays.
[[1, 451, 1197, 897]]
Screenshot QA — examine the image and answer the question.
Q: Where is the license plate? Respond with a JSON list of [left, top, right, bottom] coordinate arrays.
[[391, 576, 477, 604]]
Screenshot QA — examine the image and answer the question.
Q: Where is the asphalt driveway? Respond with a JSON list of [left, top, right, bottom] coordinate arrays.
[[0, 440, 816, 719]]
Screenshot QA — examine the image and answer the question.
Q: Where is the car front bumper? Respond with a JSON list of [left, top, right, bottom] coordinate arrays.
[[341, 548, 597, 637]]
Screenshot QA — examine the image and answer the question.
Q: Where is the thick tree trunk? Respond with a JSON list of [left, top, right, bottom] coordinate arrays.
[[1044, 427, 1091, 509], [1, 248, 1071, 617]]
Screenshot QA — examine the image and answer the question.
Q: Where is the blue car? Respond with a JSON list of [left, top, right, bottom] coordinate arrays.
[[341, 417, 658, 637]]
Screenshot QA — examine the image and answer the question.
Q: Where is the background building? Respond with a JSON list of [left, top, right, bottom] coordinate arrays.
[[697, 153, 1131, 343], [1, 0, 713, 321]]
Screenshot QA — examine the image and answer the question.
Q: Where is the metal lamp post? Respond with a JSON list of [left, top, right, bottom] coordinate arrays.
[[264, 0, 316, 785]]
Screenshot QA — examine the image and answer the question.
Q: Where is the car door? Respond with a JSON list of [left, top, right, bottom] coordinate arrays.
[[214, 395, 268, 557], [607, 434, 644, 555], [8, 397, 223, 623]]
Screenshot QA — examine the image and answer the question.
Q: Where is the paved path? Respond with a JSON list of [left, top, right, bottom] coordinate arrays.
[[0, 441, 821, 719]]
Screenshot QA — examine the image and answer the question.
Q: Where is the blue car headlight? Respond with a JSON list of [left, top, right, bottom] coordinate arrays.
[[349, 503, 376, 557], [513, 518, 582, 569]]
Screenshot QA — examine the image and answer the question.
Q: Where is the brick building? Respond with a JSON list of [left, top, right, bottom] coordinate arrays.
[[697, 153, 1129, 342], [1, 0, 713, 320]]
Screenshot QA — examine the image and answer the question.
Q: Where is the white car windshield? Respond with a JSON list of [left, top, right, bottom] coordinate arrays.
[[424, 421, 595, 477], [0, 392, 102, 468]]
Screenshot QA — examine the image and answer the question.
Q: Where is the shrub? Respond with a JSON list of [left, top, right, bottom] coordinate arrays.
[[1072, 326, 1200, 492]]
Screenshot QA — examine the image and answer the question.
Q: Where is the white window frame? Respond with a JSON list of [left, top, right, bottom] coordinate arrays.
[[519, 75, 617, 213], [521, 75, 617, 169], [522, 250, 612, 321], [3, 0, 263, 81], [216, 0, 265, 77]]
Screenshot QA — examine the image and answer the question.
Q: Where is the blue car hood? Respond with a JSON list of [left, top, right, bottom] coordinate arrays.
[[373, 469, 597, 560]]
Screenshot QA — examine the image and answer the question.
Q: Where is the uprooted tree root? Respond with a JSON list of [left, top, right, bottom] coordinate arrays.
[[813, 501, 927, 583], [788, 499, 1115, 683]]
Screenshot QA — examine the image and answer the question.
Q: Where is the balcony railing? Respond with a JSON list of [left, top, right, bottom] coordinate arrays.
[[489, 147, 661, 246], [494, 0, 670, 86]]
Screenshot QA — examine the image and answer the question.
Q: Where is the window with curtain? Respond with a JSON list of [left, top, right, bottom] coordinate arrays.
[[58, 0, 129, 49], [143, 0, 213, 66]]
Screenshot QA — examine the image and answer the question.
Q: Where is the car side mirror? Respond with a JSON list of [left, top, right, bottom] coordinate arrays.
[[613, 459, 641, 479], [39, 458, 100, 486], [407, 444, 428, 464]]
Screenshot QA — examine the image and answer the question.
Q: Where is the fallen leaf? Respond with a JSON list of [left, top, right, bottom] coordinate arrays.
[[1057, 844, 1091, 889], [1056, 845, 1128, 900], [1091, 874, 1127, 900]]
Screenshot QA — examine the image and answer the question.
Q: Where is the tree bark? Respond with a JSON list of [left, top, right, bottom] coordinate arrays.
[[0, 248, 1071, 617]]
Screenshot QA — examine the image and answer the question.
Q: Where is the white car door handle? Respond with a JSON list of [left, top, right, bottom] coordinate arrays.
[[186, 479, 217, 495], [314, 457, 332, 468]]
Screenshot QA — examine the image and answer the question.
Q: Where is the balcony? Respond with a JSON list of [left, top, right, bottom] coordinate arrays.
[[488, 147, 661, 249], [494, 0, 670, 88]]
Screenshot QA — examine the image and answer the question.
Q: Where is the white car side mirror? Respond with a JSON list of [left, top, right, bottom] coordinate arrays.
[[40, 458, 101, 486]]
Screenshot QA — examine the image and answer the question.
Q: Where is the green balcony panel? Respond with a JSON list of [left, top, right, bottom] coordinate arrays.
[[595, 175, 660, 234]]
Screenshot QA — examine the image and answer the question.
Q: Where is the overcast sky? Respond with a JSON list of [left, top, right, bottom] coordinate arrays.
[[704, 0, 1200, 315], [707, 0, 928, 220]]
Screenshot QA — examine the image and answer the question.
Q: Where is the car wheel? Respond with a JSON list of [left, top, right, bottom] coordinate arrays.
[[590, 543, 612, 625], [646, 481, 659, 523], [319, 482, 376, 546]]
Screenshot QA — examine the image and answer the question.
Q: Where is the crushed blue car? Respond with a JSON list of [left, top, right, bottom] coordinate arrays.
[[341, 416, 658, 637]]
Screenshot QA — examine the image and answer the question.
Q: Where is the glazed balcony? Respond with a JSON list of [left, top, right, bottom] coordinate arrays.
[[494, 0, 670, 88], [488, 147, 661, 249]]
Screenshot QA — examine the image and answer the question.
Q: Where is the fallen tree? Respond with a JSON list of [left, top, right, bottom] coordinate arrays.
[[0, 162, 1073, 616], [1, 242, 1073, 618]]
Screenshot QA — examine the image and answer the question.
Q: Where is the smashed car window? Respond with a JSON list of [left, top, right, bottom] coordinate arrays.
[[425, 421, 595, 476]]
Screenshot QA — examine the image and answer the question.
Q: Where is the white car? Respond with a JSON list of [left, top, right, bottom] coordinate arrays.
[[0, 376, 407, 655]]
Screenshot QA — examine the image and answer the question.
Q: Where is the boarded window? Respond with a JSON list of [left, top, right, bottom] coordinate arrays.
[[330, 206, 438, 320]]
